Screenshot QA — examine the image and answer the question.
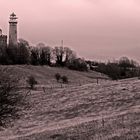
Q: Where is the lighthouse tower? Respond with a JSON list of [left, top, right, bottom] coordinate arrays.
[[9, 13, 18, 46]]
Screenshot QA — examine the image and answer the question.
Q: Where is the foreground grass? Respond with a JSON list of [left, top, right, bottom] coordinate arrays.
[[0, 66, 139, 140]]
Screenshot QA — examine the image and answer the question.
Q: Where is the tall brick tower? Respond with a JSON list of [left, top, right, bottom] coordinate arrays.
[[9, 13, 18, 46]]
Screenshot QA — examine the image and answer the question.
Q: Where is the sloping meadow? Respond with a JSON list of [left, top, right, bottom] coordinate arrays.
[[0, 66, 139, 140]]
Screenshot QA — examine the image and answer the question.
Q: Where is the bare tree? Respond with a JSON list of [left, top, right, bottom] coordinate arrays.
[[53, 46, 76, 66], [0, 70, 23, 127], [30, 48, 40, 65], [18, 38, 29, 46], [64, 47, 76, 64], [36, 42, 46, 49], [53, 46, 65, 66], [40, 46, 52, 65], [17, 39, 30, 64]]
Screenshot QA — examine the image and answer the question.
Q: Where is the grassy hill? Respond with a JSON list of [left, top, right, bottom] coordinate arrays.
[[0, 66, 139, 140], [0, 65, 108, 86]]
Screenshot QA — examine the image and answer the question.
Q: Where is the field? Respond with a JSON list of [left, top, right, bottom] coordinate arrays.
[[0, 65, 140, 140]]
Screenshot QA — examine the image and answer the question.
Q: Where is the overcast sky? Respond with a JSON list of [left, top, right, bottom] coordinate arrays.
[[1, 0, 140, 62]]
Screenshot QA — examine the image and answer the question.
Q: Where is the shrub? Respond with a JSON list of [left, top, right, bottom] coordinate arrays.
[[61, 76, 68, 84], [96, 60, 139, 80], [26, 76, 37, 89], [67, 58, 88, 71], [55, 73, 61, 82], [0, 72, 23, 127]]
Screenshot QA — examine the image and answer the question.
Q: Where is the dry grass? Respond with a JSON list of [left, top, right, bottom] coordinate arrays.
[[0, 65, 139, 140], [0, 65, 107, 86]]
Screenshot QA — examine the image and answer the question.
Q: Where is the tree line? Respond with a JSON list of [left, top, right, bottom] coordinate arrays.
[[0, 39, 88, 71], [0, 39, 140, 79], [87, 57, 140, 80]]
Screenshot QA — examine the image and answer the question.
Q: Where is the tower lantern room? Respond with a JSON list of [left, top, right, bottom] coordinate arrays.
[[9, 13, 18, 23], [9, 12, 18, 46]]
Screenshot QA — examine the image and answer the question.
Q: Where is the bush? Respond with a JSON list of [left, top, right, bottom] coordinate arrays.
[[61, 76, 68, 84], [95, 60, 140, 80], [0, 72, 23, 127], [67, 58, 88, 71], [26, 76, 38, 89], [55, 73, 61, 82]]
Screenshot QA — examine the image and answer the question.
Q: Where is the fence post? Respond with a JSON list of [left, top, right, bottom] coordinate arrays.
[[97, 78, 99, 84]]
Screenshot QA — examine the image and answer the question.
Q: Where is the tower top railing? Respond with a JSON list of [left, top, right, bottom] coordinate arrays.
[[9, 12, 18, 23]]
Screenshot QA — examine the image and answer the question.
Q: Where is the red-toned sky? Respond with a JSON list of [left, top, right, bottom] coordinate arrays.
[[1, 0, 140, 62]]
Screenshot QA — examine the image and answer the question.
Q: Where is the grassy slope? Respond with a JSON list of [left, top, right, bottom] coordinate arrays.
[[0, 65, 107, 86], [0, 66, 140, 140]]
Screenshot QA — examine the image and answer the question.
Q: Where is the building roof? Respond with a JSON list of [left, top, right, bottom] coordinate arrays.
[[10, 12, 16, 17]]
